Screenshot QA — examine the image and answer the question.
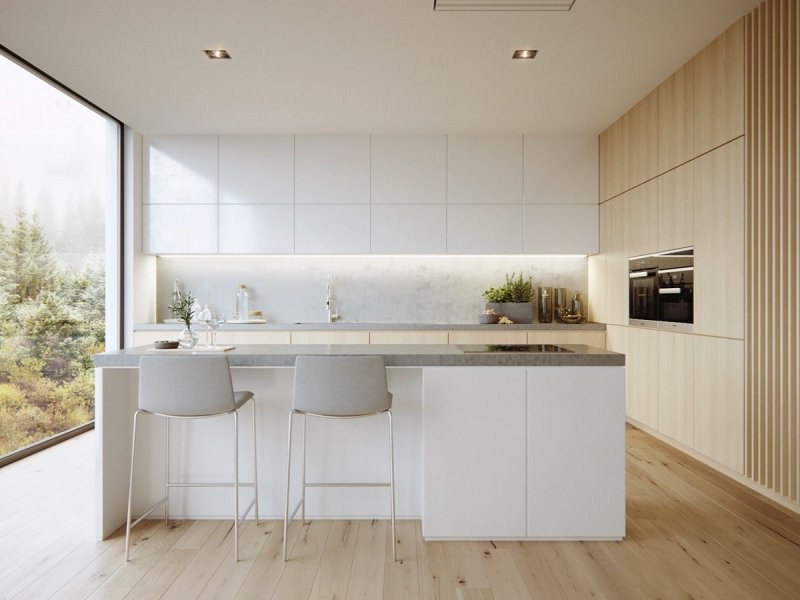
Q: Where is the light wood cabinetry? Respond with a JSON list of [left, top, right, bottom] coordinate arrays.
[[657, 61, 694, 173], [693, 138, 744, 339], [423, 368, 527, 538], [605, 195, 628, 325], [624, 179, 659, 257], [627, 327, 659, 429], [215, 330, 291, 345], [657, 161, 693, 251], [527, 330, 605, 348], [692, 19, 744, 156], [447, 330, 527, 345], [369, 330, 449, 344], [657, 331, 694, 447], [627, 90, 660, 187], [693, 336, 744, 473], [289, 330, 370, 344]]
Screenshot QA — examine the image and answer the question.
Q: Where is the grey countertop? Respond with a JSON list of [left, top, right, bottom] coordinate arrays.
[[134, 322, 606, 331], [94, 343, 624, 368]]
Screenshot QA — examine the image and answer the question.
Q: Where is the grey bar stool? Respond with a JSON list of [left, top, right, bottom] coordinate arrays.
[[125, 355, 259, 562], [283, 355, 396, 561]]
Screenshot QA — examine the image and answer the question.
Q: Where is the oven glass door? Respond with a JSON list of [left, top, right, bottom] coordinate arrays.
[[629, 272, 658, 321]]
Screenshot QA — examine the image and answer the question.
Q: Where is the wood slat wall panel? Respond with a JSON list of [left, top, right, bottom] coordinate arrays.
[[744, 0, 799, 503]]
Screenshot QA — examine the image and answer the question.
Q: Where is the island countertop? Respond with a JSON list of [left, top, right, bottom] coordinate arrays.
[[133, 321, 606, 331], [93, 343, 624, 368]]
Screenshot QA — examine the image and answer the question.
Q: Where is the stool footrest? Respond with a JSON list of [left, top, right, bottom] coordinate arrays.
[[238, 497, 257, 527], [305, 482, 390, 488], [167, 482, 255, 488], [288, 498, 304, 523]]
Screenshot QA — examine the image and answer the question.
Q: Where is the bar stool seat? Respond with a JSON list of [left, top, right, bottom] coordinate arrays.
[[283, 355, 397, 561], [125, 355, 259, 562]]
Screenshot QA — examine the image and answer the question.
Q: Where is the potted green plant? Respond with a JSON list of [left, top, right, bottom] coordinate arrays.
[[168, 290, 198, 348], [481, 272, 535, 324]]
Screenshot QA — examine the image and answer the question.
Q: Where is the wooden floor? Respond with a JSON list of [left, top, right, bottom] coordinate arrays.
[[1, 428, 800, 599]]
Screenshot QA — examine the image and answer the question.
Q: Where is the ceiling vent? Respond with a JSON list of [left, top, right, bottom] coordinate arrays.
[[434, 0, 575, 10]]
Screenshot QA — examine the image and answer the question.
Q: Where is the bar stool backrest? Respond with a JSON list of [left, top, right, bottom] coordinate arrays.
[[138, 355, 236, 416], [293, 356, 391, 416]]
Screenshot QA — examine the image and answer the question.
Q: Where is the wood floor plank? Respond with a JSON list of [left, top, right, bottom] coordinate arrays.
[[3, 428, 800, 600], [196, 521, 273, 600], [383, 520, 420, 600], [343, 519, 387, 600], [271, 520, 331, 600], [47, 522, 161, 600], [233, 517, 302, 600], [415, 522, 456, 600], [308, 519, 357, 600], [160, 520, 237, 600]]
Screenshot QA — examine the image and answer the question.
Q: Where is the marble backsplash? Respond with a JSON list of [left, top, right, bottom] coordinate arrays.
[[155, 256, 588, 324]]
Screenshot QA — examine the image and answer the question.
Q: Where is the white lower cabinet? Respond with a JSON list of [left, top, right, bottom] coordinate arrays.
[[423, 367, 527, 538], [527, 367, 626, 538], [422, 366, 625, 540]]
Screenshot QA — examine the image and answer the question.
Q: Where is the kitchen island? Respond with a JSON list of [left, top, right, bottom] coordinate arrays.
[[94, 344, 625, 541]]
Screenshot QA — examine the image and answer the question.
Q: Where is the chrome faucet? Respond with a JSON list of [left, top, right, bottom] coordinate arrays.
[[326, 276, 340, 323]]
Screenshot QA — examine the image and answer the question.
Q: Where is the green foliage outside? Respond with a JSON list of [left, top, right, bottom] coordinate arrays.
[[0, 208, 104, 456]]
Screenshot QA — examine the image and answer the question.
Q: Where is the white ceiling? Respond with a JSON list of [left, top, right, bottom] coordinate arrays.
[[0, 0, 759, 135]]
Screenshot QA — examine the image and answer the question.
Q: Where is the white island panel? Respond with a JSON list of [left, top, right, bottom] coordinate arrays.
[[422, 367, 526, 538]]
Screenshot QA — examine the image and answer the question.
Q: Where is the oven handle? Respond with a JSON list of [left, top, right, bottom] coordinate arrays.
[[659, 287, 682, 294]]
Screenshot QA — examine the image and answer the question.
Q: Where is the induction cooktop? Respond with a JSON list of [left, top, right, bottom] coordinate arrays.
[[457, 344, 573, 353]]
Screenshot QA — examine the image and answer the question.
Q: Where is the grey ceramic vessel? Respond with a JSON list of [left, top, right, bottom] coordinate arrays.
[[485, 302, 534, 324]]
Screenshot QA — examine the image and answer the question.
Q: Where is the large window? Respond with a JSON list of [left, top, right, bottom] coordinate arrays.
[[0, 52, 120, 461]]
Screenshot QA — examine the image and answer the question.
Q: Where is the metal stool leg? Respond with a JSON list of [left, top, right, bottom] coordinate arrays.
[[301, 414, 307, 523], [252, 400, 259, 525], [233, 410, 240, 561], [283, 410, 295, 561], [164, 417, 170, 526], [389, 410, 396, 562], [125, 410, 142, 562]]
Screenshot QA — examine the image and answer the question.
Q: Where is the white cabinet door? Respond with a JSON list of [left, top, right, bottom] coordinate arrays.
[[371, 205, 446, 254], [371, 135, 446, 204], [144, 135, 218, 205], [423, 367, 526, 538], [447, 205, 523, 254], [218, 204, 294, 254], [447, 135, 523, 204], [523, 135, 598, 205], [218, 135, 294, 204], [295, 205, 370, 253], [527, 367, 625, 538], [523, 204, 598, 254], [143, 204, 218, 254], [295, 135, 370, 204]]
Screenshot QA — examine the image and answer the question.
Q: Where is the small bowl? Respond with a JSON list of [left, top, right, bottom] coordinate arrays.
[[153, 340, 179, 349], [559, 314, 584, 324], [479, 314, 500, 324]]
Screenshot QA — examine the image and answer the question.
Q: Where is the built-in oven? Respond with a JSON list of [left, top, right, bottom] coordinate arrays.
[[629, 247, 693, 330]]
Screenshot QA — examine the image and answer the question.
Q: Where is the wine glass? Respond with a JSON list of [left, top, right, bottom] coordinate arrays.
[[206, 315, 223, 349], [198, 305, 213, 347]]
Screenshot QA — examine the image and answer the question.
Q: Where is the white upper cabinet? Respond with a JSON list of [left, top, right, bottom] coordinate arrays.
[[447, 205, 523, 254], [447, 135, 523, 204], [218, 204, 294, 254], [371, 205, 446, 254], [523, 135, 598, 204], [144, 136, 217, 205], [295, 135, 370, 204], [371, 135, 446, 204], [219, 136, 294, 204], [143, 204, 218, 254], [523, 204, 598, 254], [295, 205, 370, 254]]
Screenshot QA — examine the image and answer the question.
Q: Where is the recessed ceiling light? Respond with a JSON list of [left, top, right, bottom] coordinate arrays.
[[204, 49, 231, 59], [512, 49, 538, 59], [434, 0, 574, 10]]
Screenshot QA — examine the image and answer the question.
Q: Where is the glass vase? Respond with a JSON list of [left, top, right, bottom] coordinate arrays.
[[177, 326, 198, 349]]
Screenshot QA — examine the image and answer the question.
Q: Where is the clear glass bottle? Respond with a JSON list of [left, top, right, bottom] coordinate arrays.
[[235, 284, 250, 320]]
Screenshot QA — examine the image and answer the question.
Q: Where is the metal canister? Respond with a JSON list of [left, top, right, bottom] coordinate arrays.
[[538, 287, 553, 323]]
